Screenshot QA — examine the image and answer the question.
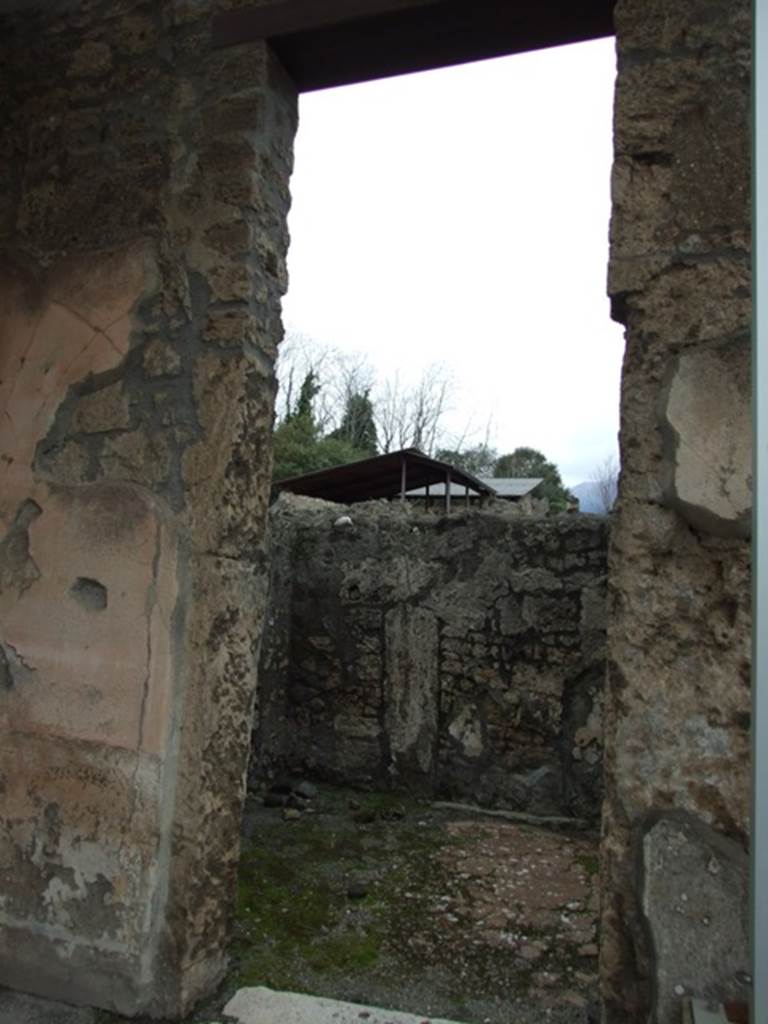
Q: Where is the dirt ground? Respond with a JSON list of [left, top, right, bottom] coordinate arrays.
[[226, 783, 601, 1024]]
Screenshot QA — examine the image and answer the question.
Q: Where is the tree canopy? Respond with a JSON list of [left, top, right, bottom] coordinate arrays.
[[328, 389, 378, 456], [435, 443, 498, 477], [493, 446, 573, 511], [271, 337, 576, 511], [272, 335, 458, 483], [272, 369, 371, 481]]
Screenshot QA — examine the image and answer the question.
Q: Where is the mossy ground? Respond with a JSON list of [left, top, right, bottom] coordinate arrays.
[[233, 788, 455, 993], [228, 785, 599, 1023]]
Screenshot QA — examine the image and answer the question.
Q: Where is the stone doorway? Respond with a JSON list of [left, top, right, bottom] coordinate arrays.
[[0, 3, 752, 1023]]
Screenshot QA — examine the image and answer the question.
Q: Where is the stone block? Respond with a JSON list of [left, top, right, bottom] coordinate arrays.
[[207, 260, 252, 302], [67, 40, 113, 78], [627, 259, 750, 345], [659, 341, 751, 538], [202, 307, 253, 348], [641, 814, 749, 1024], [201, 91, 264, 136], [72, 381, 131, 434], [670, 78, 749, 240], [224, 986, 466, 1024], [100, 429, 171, 487], [614, 0, 751, 57], [143, 337, 182, 377]]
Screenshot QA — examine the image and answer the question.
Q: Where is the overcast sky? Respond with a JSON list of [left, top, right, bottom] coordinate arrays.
[[281, 37, 623, 486]]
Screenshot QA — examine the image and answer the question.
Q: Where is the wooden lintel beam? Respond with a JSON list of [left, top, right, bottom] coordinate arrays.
[[212, 0, 440, 49], [212, 0, 616, 93]]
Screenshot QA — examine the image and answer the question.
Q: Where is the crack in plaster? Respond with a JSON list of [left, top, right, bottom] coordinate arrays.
[[117, 516, 163, 870], [53, 300, 129, 357], [0, 638, 37, 690], [0, 499, 43, 597], [1, 309, 46, 423], [2, 639, 37, 676]]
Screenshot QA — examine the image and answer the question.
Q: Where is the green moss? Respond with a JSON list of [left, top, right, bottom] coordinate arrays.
[[576, 852, 599, 878], [305, 930, 380, 971], [232, 815, 392, 987], [232, 792, 519, 1003]]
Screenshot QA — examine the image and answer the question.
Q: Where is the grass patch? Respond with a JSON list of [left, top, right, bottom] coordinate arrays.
[[575, 852, 599, 878], [232, 817, 390, 987]]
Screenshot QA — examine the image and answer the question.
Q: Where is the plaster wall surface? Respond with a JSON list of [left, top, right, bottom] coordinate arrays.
[[604, 1, 752, 1020], [0, 1, 296, 1015], [255, 496, 608, 821]]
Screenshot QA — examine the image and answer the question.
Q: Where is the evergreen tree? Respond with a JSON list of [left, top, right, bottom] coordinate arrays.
[[493, 446, 573, 511], [272, 370, 371, 482], [291, 369, 320, 422], [330, 389, 378, 456]]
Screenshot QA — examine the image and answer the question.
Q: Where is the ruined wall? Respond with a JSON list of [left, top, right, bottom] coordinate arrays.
[[604, 2, 752, 1021], [255, 497, 608, 821], [0, 2, 296, 1015]]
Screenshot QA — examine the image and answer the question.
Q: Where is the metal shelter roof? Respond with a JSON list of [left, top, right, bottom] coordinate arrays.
[[275, 448, 496, 504], [405, 476, 544, 499], [485, 477, 544, 498]]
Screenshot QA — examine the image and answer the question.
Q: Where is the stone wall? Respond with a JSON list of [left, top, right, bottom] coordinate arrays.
[[254, 497, 608, 821], [0, 2, 296, 1016], [604, 1, 752, 1021]]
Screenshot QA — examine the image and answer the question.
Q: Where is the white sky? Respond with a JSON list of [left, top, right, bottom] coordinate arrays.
[[281, 37, 623, 486]]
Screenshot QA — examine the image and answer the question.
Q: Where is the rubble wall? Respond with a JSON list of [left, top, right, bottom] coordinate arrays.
[[255, 497, 608, 821], [604, 1, 752, 1020], [0, 2, 296, 1015]]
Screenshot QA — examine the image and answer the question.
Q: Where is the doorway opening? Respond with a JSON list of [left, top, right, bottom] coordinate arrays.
[[237, 37, 620, 1024]]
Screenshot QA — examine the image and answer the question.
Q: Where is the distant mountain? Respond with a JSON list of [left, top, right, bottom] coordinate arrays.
[[570, 480, 612, 514]]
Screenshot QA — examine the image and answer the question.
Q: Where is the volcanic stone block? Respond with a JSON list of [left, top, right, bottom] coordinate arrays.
[[641, 814, 749, 1024], [660, 341, 751, 539]]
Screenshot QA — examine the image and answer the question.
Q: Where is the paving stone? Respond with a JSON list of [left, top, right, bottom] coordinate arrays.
[[223, 987, 468, 1024]]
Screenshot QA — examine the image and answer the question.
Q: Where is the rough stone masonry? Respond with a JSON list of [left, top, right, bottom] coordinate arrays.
[[254, 496, 608, 821], [603, 1, 752, 1021], [0, 1, 296, 1015]]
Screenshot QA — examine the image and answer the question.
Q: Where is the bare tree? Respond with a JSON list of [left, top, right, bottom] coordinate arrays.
[[590, 454, 619, 513], [276, 331, 374, 434], [373, 373, 407, 454], [324, 350, 375, 434], [275, 331, 333, 424], [277, 334, 455, 456], [373, 363, 454, 455]]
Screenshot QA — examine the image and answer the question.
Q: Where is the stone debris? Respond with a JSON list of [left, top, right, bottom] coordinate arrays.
[[264, 777, 318, 813], [223, 987, 466, 1024], [347, 881, 369, 900]]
